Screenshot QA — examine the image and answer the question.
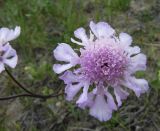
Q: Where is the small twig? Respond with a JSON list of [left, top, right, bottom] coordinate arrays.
[[150, 118, 159, 131], [5, 67, 34, 95], [0, 93, 64, 101], [69, 127, 94, 131], [3, 67, 64, 100], [141, 43, 160, 47]]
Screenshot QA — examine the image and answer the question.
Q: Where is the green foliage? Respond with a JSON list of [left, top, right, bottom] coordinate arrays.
[[138, 10, 154, 22], [151, 70, 160, 90], [24, 61, 52, 80], [0, 0, 49, 51], [158, 70, 160, 81], [107, 0, 131, 12]]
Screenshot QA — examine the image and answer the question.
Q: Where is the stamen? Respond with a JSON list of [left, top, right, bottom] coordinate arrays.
[[80, 43, 127, 84]]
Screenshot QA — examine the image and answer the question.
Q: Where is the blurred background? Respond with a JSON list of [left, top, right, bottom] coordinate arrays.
[[0, 0, 160, 130]]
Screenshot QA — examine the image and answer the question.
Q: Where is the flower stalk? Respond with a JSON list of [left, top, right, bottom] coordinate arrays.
[[0, 93, 63, 101], [0, 67, 63, 101], [5, 67, 35, 95]]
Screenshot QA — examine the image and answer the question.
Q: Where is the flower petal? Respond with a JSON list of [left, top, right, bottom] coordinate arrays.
[[74, 27, 88, 44], [0, 63, 5, 73], [1, 43, 12, 58], [127, 46, 140, 56], [2, 44, 18, 68], [0, 28, 9, 44], [105, 91, 117, 110], [60, 71, 78, 84], [89, 95, 112, 121], [71, 38, 84, 46], [53, 43, 79, 64], [76, 82, 90, 104], [129, 53, 147, 74], [0, 26, 20, 45], [6, 26, 21, 42], [3, 44, 16, 58], [89, 30, 94, 41], [65, 83, 82, 101], [3, 55, 18, 68], [119, 32, 132, 47], [114, 86, 129, 107], [78, 91, 94, 109], [89, 21, 115, 39], [53, 64, 73, 74], [123, 76, 149, 97]]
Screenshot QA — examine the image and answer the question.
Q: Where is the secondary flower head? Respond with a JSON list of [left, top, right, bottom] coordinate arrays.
[[0, 26, 20, 47], [53, 21, 149, 121], [0, 26, 20, 73]]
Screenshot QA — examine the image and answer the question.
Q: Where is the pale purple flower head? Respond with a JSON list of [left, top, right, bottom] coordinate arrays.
[[0, 26, 20, 73], [53, 21, 149, 121]]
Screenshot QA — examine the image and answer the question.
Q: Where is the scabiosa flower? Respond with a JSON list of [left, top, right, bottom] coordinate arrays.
[[0, 26, 20, 73], [53, 21, 149, 121]]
